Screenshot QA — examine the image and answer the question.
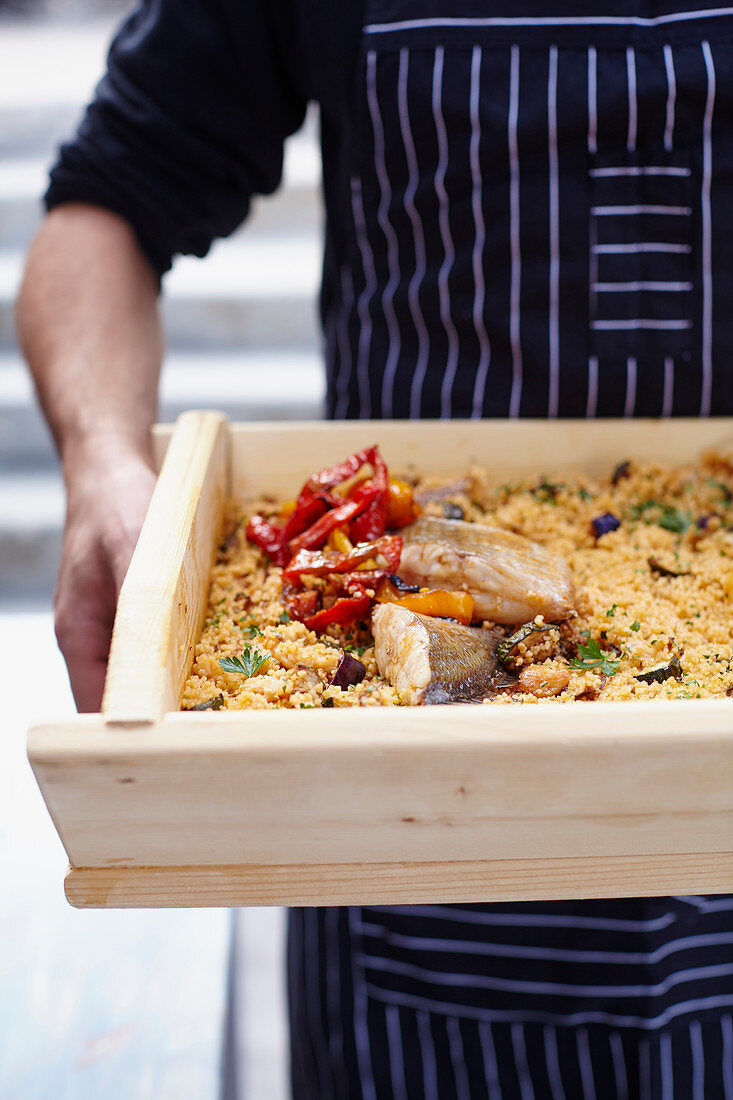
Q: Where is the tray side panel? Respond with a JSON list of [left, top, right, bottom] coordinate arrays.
[[102, 411, 229, 723]]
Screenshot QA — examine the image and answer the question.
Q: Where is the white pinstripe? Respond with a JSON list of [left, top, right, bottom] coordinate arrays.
[[469, 44, 491, 420], [587, 46, 597, 155], [371, 905, 677, 932], [447, 1016, 471, 1098], [660, 1031, 674, 1100], [543, 1025, 567, 1100], [593, 280, 692, 292], [359, 952, 733, 998], [723, 1015, 733, 1100], [586, 356, 599, 418], [364, 982, 733, 1031], [507, 43, 523, 419], [512, 1022, 535, 1100], [366, 8, 733, 31], [432, 47, 459, 418], [386, 1005, 408, 1100], [626, 47, 637, 152], [577, 1027, 598, 1100], [593, 242, 692, 254], [334, 268, 355, 419], [416, 1011, 439, 1100], [349, 177, 376, 420], [548, 45, 560, 417], [591, 203, 691, 215], [609, 1032, 629, 1100], [700, 40, 716, 416], [349, 908, 377, 1100], [590, 166, 690, 177], [357, 922, 733, 967], [691, 1019, 706, 1099], [478, 1020, 503, 1098], [396, 48, 430, 422], [592, 319, 691, 331], [625, 357, 637, 417], [663, 44, 677, 152], [366, 50, 401, 419], [639, 1038, 652, 1100], [663, 356, 675, 416]]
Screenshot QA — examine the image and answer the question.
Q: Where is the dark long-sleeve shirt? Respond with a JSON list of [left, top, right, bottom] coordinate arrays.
[[47, 0, 365, 277]]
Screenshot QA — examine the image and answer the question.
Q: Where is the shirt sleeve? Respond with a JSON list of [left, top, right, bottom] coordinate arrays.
[[45, 0, 309, 275]]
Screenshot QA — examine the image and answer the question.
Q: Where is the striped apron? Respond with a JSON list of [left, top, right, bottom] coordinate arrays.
[[292, 4, 733, 1096]]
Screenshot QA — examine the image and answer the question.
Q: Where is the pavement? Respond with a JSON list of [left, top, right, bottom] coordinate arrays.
[[0, 7, 315, 1097]]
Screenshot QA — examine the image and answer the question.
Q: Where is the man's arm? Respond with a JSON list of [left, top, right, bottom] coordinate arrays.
[[16, 204, 163, 711]]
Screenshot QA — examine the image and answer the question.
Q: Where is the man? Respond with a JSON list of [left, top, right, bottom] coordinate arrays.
[[17, 1, 733, 1095]]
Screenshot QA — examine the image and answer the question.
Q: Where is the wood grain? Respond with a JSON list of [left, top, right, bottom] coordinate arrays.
[[102, 411, 228, 724], [65, 853, 733, 909]]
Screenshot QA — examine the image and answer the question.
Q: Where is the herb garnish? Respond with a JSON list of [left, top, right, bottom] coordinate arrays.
[[242, 623, 263, 639], [630, 620, 641, 632], [627, 500, 691, 534], [279, 611, 291, 623], [569, 632, 621, 676], [219, 645, 269, 677]]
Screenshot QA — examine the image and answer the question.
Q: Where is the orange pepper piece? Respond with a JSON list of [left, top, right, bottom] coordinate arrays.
[[389, 589, 474, 625], [386, 478, 418, 528]]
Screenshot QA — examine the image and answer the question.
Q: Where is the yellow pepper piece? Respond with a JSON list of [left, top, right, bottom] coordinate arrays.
[[327, 527, 354, 554], [386, 478, 418, 528]]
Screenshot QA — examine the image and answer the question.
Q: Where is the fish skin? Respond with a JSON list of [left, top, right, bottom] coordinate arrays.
[[399, 516, 575, 625], [372, 604, 514, 705]]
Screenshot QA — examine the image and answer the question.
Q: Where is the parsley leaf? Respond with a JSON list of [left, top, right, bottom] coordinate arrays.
[[279, 611, 291, 623], [242, 623, 263, 639], [630, 620, 641, 632], [569, 632, 621, 676], [219, 645, 269, 677]]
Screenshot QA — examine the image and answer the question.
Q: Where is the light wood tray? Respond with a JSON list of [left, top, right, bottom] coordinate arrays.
[[28, 413, 733, 908]]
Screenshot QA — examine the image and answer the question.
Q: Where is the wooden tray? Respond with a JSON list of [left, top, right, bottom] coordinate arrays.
[[28, 413, 733, 908]]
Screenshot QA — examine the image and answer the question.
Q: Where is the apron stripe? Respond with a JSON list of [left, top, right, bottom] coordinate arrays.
[[478, 1019, 502, 1097], [447, 1016, 471, 1097], [691, 1018, 706, 1099], [373, 904, 678, 931], [386, 1005, 408, 1099], [365, 9, 733, 33], [663, 43, 677, 151], [469, 45, 492, 420], [396, 48, 430, 421], [365, 50, 401, 419], [325, 908, 351, 1100], [334, 268, 354, 419], [417, 1011, 439, 1099], [723, 1014, 733, 1099], [432, 47, 460, 418], [586, 356, 599, 417], [593, 241, 691, 252], [626, 47, 638, 153], [544, 1025, 568, 1100], [548, 45, 560, 417], [661, 1030, 675, 1100], [512, 1022, 536, 1100], [700, 39, 715, 416], [349, 176, 376, 420], [305, 909, 335, 1099], [624, 356, 637, 416], [663, 355, 675, 415], [587, 46, 598, 154], [576, 1027, 598, 1100], [507, 43, 523, 419], [349, 909, 377, 1100], [609, 1031, 630, 1100]]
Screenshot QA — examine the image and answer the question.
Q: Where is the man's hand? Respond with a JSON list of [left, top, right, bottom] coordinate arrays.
[[16, 204, 163, 711], [57, 441, 157, 711]]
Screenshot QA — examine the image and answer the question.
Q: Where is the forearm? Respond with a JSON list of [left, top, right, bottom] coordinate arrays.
[[16, 202, 163, 476]]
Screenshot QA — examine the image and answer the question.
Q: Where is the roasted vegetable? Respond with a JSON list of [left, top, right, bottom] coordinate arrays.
[[497, 621, 553, 665], [186, 694, 225, 711], [591, 512, 621, 538], [386, 478, 419, 528], [304, 594, 372, 632], [611, 461, 631, 485], [283, 535, 402, 581], [382, 588, 475, 626], [648, 556, 691, 578], [330, 652, 367, 690], [635, 654, 683, 684]]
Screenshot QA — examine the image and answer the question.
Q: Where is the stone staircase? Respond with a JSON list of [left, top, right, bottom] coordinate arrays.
[[0, 13, 324, 603]]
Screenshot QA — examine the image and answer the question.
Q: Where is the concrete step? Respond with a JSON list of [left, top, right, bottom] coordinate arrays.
[[0, 348, 325, 466]]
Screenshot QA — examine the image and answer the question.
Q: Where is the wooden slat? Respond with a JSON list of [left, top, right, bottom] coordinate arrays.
[[65, 853, 733, 909], [102, 411, 229, 724], [27, 703, 733, 870], [228, 417, 733, 498]]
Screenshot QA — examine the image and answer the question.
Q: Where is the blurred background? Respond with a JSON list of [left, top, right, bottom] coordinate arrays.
[[0, 0, 323, 1095]]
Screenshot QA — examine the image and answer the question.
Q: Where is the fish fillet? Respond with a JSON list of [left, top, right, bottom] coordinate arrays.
[[372, 604, 511, 705], [398, 516, 574, 624]]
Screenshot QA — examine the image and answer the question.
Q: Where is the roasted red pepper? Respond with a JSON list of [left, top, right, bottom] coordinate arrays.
[[348, 448, 390, 543], [283, 535, 402, 582], [283, 588, 319, 621], [246, 514, 291, 566], [304, 594, 372, 632], [287, 491, 380, 556]]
